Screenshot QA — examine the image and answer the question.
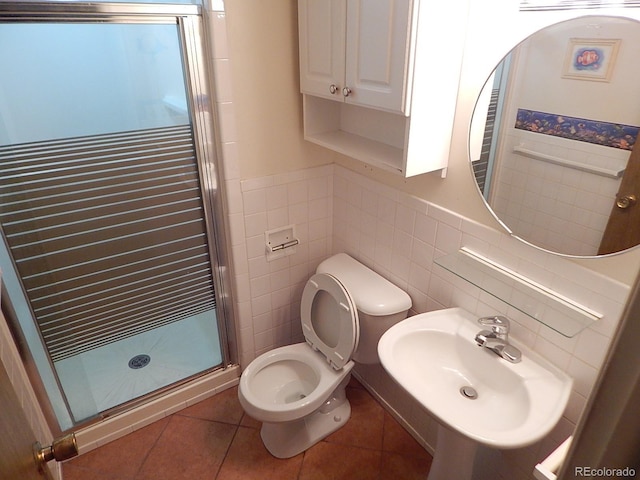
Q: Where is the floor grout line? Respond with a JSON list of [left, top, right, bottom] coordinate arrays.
[[214, 422, 241, 480], [133, 415, 173, 479]]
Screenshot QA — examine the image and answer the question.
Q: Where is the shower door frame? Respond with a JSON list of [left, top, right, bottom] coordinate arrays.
[[0, 1, 236, 435]]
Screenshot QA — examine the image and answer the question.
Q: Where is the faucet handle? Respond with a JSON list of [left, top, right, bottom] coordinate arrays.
[[478, 315, 510, 335]]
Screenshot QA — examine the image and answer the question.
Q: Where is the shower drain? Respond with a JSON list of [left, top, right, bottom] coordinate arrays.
[[128, 354, 151, 369]]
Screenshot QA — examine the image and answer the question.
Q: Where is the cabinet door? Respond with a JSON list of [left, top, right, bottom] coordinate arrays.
[[345, 0, 412, 114], [298, 0, 346, 101]]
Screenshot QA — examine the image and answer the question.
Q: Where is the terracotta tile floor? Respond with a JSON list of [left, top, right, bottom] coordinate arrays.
[[63, 379, 433, 480]]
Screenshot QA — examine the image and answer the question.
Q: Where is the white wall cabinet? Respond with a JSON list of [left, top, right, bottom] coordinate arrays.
[[299, 0, 412, 115], [298, 0, 469, 177]]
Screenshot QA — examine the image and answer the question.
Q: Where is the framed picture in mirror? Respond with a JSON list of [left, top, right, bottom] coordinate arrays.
[[562, 38, 620, 82]]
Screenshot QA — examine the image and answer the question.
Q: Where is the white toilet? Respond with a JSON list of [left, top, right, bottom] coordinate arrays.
[[238, 253, 411, 458]]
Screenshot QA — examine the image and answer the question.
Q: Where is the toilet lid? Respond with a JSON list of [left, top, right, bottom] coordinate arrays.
[[301, 273, 359, 370]]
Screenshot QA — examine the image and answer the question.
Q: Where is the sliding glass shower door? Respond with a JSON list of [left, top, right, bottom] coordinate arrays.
[[0, 6, 229, 430]]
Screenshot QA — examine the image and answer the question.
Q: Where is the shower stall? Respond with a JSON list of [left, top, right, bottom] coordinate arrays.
[[0, 1, 233, 433]]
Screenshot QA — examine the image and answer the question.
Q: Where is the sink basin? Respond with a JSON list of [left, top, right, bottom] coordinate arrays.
[[378, 307, 572, 449]]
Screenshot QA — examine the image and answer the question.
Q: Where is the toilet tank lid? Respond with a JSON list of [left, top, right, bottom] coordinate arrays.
[[316, 253, 411, 316]]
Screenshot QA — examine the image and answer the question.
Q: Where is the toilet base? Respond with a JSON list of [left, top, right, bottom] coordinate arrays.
[[259, 376, 352, 458], [260, 399, 351, 458]]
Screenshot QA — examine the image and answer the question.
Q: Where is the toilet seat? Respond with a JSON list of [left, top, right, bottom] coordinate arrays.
[[301, 273, 359, 370]]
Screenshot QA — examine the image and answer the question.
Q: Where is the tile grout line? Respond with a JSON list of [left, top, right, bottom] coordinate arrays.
[[133, 415, 173, 480], [214, 421, 241, 479]]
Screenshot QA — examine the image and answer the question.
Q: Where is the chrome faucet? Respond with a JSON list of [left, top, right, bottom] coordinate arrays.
[[475, 315, 522, 363]]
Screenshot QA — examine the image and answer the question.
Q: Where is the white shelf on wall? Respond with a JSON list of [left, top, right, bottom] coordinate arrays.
[[305, 130, 404, 174], [513, 146, 625, 179], [435, 247, 602, 337]]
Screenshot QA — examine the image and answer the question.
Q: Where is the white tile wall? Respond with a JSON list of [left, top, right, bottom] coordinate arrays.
[[331, 164, 630, 479], [209, 7, 631, 476], [239, 166, 333, 361], [493, 131, 628, 256], [207, 6, 249, 368], [224, 160, 630, 479]]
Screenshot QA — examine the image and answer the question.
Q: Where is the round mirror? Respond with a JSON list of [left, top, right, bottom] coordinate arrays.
[[470, 15, 640, 257]]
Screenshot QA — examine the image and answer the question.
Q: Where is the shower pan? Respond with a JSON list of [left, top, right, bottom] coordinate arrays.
[[0, 2, 232, 432]]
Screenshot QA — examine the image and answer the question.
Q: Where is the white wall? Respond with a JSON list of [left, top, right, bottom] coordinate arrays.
[[514, 16, 640, 126], [211, 1, 637, 478], [223, 0, 333, 180]]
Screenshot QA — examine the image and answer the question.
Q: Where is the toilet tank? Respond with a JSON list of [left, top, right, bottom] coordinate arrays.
[[316, 253, 412, 364]]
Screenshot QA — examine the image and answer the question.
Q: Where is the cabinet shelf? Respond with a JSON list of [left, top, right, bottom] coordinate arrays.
[[305, 126, 404, 174], [305, 130, 404, 173], [302, 94, 408, 174]]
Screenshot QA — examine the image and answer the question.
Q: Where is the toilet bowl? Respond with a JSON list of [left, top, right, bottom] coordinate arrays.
[[238, 253, 411, 458], [239, 343, 354, 458]]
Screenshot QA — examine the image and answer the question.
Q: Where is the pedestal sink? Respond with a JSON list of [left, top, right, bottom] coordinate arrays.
[[378, 307, 572, 480]]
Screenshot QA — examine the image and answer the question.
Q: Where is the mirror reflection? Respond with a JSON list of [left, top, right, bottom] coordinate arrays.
[[470, 15, 640, 257]]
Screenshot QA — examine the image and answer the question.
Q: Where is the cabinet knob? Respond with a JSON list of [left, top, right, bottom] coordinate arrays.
[[342, 87, 352, 97], [329, 84, 339, 95]]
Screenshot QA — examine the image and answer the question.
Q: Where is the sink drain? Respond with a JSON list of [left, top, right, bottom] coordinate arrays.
[[128, 354, 151, 370], [460, 386, 478, 400]]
